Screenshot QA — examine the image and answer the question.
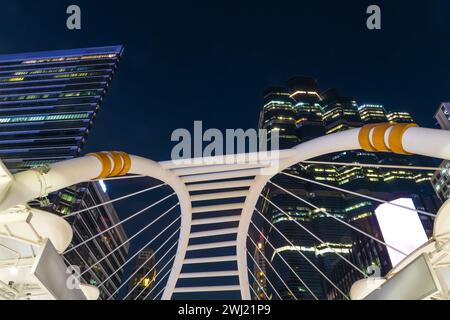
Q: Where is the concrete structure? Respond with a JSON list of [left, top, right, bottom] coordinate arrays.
[[0, 123, 449, 300]]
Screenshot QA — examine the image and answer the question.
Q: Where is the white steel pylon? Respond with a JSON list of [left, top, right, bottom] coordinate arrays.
[[0, 123, 450, 300]]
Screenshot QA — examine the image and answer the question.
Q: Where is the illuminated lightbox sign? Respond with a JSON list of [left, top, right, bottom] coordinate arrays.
[[375, 198, 428, 267]]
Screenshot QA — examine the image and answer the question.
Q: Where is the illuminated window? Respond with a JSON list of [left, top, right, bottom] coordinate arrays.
[[0, 112, 90, 123], [60, 193, 76, 203], [0, 77, 24, 82], [56, 205, 71, 215]]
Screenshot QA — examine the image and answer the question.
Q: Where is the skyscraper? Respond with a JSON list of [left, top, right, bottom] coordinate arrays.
[[0, 46, 129, 299], [358, 104, 388, 123], [63, 181, 130, 300], [258, 87, 299, 149], [252, 234, 268, 300], [126, 249, 157, 300], [321, 89, 361, 134], [256, 76, 440, 300], [435, 102, 450, 130], [0, 46, 123, 170], [432, 103, 450, 202], [432, 161, 450, 201], [386, 111, 415, 124]]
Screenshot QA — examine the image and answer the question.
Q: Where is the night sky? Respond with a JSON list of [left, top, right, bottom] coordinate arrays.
[[1, 0, 449, 160], [1, 0, 450, 298]]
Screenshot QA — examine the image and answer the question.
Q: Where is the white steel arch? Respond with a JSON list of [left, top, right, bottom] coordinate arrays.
[[0, 123, 450, 299]]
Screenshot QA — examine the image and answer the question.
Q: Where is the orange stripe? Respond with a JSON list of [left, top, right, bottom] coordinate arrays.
[[107, 151, 124, 177], [87, 152, 112, 179], [358, 124, 378, 151], [117, 152, 131, 176], [372, 123, 394, 152], [388, 123, 418, 155]]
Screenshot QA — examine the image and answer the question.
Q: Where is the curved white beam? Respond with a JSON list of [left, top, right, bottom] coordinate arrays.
[[119, 156, 191, 301], [0, 124, 449, 300], [0, 154, 191, 301]]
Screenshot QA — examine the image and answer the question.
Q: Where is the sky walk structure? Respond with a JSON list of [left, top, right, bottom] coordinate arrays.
[[0, 123, 450, 300]]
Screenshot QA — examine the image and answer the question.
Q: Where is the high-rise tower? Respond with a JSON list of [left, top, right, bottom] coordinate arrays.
[[431, 103, 450, 202], [126, 249, 157, 300], [256, 76, 440, 300], [0, 46, 129, 299], [435, 103, 450, 130], [0, 46, 124, 171]]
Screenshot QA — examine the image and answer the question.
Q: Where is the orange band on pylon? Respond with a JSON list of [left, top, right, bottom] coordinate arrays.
[[372, 123, 394, 152], [87, 152, 113, 179], [108, 151, 124, 177], [117, 151, 131, 176], [358, 124, 378, 152], [358, 122, 418, 155], [388, 123, 418, 155]]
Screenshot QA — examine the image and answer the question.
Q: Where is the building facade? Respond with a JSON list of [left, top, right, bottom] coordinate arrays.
[[255, 76, 440, 300], [63, 181, 130, 300], [435, 102, 450, 130], [126, 249, 157, 300], [0, 46, 129, 299], [432, 102, 450, 202], [432, 161, 450, 201], [252, 234, 268, 300]]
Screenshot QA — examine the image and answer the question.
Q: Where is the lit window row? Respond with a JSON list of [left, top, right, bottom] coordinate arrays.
[[13, 66, 90, 76], [22, 54, 117, 64], [0, 90, 99, 102], [271, 243, 352, 260], [0, 112, 90, 123]]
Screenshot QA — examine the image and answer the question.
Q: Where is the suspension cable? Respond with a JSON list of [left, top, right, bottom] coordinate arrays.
[[80, 203, 179, 277], [152, 286, 167, 300], [133, 253, 176, 300], [268, 180, 410, 256], [134, 254, 176, 300], [246, 249, 282, 300], [301, 160, 446, 171], [63, 183, 167, 218], [98, 218, 180, 289], [126, 241, 178, 300], [143, 266, 173, 300], [281, 171, 436, 217], [247, 234, 297, 299], [149, 284, 167, 300], [62, 255, 114, 298], [262, 192, 370, 276], [247, 265, 269, 300], [249, 283, 261, 300], [250, 219, 318, 300], [66, 226, 122, 287], [252, 210, 349, 299], [65, 193, 176, 254], [106, 223, 180, 298]]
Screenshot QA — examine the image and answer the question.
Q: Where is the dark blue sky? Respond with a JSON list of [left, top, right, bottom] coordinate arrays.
[[1, 0, 449, 161], [1, 0, 450, 298]]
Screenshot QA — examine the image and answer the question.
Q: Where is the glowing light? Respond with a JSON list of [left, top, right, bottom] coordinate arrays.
[[99, 180, 107, 192], [143, 278, 151, 287], [375, 198, 428, 267], [289, 91, 320, 98]]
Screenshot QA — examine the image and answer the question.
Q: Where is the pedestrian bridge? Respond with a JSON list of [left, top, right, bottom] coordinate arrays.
[[0, 123, 449, 300]]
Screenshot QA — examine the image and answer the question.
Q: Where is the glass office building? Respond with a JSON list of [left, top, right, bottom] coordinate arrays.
[[435, 102, 450, 130], [63, 181, 130, 300], [0, 46, 124, 171], [126, 249, 157, 300], [256, 76, 440, 299], [432, 103, 450, 202], [0, 46, 129, 299]]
